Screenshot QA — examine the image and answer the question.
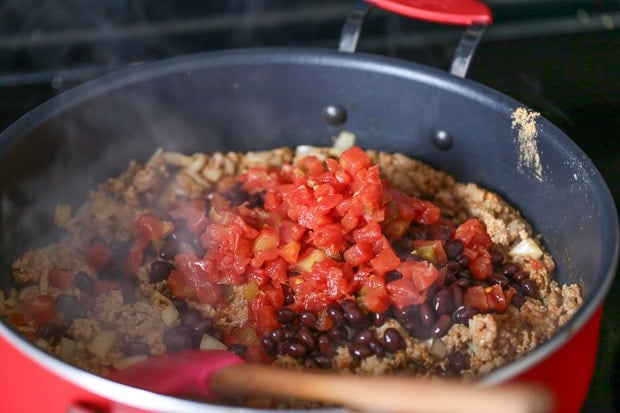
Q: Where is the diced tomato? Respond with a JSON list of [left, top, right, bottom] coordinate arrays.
[[396, 260, 439, 291], [122, 235, 150, 276], [464, 284, 517, 313], [264, 258, 288, 286], [169, 199, 207, 234], [166, 269, 194, 299], [343, 241, 374, 267], [24, 295, 57, 326], [485, 284, 509, 312], [385, 278, 426, 309], [308, 223, 345, 254], [137, 212, 173, 241], [48, 269, 76, 290], [454, 218, 493, 249], [463, 285, 489, 312], [279, 220, 306, 243], [248, 295, 280, 334], [413, 239, 448, 265], [339, 146, 372, 176], [463, 246, 493, 280], [352, 222, 383, 244], [369, 247, 400, 276], [86, 241, 113, 271], [363, 287, 391, 313]]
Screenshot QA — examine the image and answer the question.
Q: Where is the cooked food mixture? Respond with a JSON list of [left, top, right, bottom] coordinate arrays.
[[1, 142, 582, 403]]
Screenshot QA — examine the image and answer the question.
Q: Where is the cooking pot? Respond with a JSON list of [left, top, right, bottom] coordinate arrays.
[[0, 1, 617, 412]]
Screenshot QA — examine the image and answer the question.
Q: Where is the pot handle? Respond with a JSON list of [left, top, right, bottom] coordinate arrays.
[[338, 0, 492, 78]]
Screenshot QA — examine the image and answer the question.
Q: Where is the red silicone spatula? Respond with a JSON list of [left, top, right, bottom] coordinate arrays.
[[108, 350, 554, 413]]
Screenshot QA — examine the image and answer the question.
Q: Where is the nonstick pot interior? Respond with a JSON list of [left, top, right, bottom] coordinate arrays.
[[0, 48, 617, 411]]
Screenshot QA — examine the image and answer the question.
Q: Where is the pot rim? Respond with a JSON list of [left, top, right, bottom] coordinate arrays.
[[1, 47, 618, 410]]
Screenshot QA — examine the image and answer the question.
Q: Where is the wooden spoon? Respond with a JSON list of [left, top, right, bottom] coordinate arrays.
[[108, 350, 554, 413]]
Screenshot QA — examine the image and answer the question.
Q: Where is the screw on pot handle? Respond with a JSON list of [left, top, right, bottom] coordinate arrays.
[[338, 0, 492, 78]]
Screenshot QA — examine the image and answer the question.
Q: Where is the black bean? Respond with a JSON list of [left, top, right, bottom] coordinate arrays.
[[281, 341, 308, 359], [403, 320, 430, 340], [445, 271, 457, 286], [453, 305, 480, 325], [328, 325, 348, 343], [393, 305, 418, 322], [447, 351, 470, 372], [457, 255, 470, 268], [431, 314, 452, 338], [444, 240, 464, 259], [247, 191, 266, 209], [317, 334, 334, 356], [349, 342, 372, 359], [150, 260, 175, 283], [275, 307, 297, 325], [188, 318, 215, 345], [73, 271, 95, 295], [55, 294, 86, 324], [342, 299, 368, 327], [372, 311, 388, 327], [512, 270, 528, 282], [430, 225, 452, 241], [163, 326, 194, 352], [326, 304, 346, 325], [299, 311, 318, 330], [171, 298, 188, 313], [125, 340, 150, 356], [521, 279, 539, 299], [385, 270, 402, 283], [296, 327, 317, 351], [383, 328, 406, 352], [269, 328, 284, 343], [261, 337, 278, 357], [487, 273, 510, 288], [502, 263, 518, 276], [368, 337, 385, 357], [511, 293, 526, 308], [489, 249, 504, 264], [35, 322, 63, 344], [180, 308, 203, 326], [353, 329, 374, 344], [222, 182, 249, 207], [446, 260, 461, 272], [284, 289, 296, 306], [454, 277, 471, 288], [303, 358, 319, 369], [314, 355, 332, 368], [230, 344, 247, 357], [451, 286, 464, 309], [408, 225, 428, 240], [419, 303, 436, 328], [433, 289, 452, 316], [282, 325, 298, 340], [158, 240, 179, 260]]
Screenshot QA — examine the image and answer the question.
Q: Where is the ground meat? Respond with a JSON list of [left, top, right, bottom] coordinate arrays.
[[11, 249, 51, 285]]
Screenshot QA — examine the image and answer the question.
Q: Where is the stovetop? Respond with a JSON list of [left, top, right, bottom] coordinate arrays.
[[0, 1, 618, 411]]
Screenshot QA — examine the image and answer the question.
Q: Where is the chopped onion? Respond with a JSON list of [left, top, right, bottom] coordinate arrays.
[[87, 330, 115, 359], [329, 131, 356, 156], [429, 338, 447, 359], [151, 291, 179, 327], [509, 238, 543, 260], [57, 337, 77, 361], [113, 355, 148, 370], [199, 334, 227, 351]]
